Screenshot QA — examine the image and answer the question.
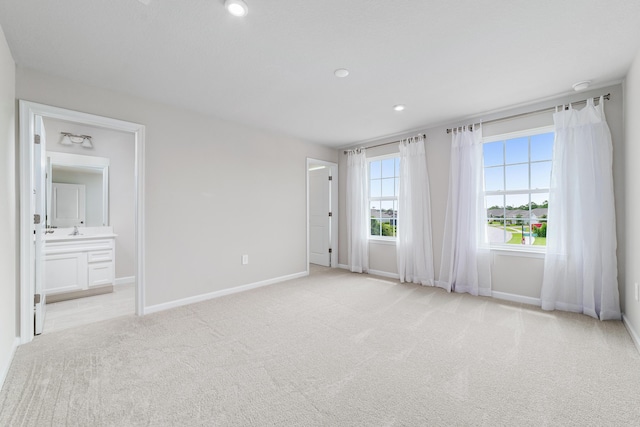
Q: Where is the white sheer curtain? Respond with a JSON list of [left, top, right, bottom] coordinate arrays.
[[541, 97, 620, 320], [346, 149, 369, 273], [438, 127, 491, 296], [397, 136, 435, 285]]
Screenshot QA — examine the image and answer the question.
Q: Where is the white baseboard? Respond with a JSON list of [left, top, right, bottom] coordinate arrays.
[[368, 269, 400, 280], [333, 267, 543, 306], [336, 264, 400, 280], [114, 276, 135, 286], [622, 314, 640, 354], [144, 271, 309, 315], [0, 337, 20, 391], [491, 291, 541, 307]]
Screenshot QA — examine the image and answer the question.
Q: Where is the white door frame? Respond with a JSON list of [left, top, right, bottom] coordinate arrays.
[[19, 101, 146, 344], [306, 158, 338, 271]]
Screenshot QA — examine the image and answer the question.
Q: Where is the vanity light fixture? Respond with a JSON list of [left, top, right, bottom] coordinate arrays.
[[61, 132, 93, 148], [225, 0, 248, 17], [393, 104, 406, 112]]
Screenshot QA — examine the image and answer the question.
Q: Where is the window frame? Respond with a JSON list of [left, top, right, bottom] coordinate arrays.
[[482, 125, 554, 253], [367, 153, 400, 242]]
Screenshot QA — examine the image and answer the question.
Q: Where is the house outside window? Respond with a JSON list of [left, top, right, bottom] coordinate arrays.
[[483, 126, 554, 248], [369, 155, 400, 239]]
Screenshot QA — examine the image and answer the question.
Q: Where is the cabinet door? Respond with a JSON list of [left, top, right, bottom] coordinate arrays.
[[88, 262, 114, 287], [44, 252, 87, 294]]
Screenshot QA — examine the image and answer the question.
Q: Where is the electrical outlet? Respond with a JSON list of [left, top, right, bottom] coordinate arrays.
[[242, 255, 249, 265], [635, 282, 639, 302]]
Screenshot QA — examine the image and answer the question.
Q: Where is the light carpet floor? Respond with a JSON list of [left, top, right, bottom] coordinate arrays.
[[2, 266, 640, 426]]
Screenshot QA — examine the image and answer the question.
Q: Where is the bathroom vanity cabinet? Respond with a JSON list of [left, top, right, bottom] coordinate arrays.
[[44, 227, 117, 302]]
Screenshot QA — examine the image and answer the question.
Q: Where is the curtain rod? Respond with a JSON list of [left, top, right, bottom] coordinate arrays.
[[343, 134, 426, 155], [446, 93, 610, 134]]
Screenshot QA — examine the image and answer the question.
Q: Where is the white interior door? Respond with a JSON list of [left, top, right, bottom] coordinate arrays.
[[34, 116, 46, 335], [51, 183, 86, 227], [309, 166, 331, 266]]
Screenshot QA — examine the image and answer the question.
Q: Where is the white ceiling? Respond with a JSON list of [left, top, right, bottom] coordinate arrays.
[[1, 0, 640, 147]]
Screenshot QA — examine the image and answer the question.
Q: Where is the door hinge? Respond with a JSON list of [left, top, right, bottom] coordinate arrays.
[[328, 212, 332, 217], [328, 176, 333, 181], [328, 248, 332, 254], [34, 293, 41, 305], [34, 214, 41, 224], [34, 135, 41, 145]]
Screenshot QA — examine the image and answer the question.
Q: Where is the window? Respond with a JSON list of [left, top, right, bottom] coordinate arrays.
[[483, 126, 554, 248], [369, 155, 400, 238]]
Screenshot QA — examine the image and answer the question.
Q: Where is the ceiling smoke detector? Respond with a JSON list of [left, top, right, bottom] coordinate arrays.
[[225, 0, 248, 17], [393, 104, 405, 112], [334, 68, 349, 78]]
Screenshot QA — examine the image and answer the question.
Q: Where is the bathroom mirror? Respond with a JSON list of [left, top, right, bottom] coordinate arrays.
[[46, 152, 110, 228]]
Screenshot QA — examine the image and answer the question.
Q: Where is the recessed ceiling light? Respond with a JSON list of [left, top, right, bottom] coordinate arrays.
[[393, 104, 405, 112], [572, 80, 591, 91], [225, 0, 248, 17], [334, 68, 349, 78]]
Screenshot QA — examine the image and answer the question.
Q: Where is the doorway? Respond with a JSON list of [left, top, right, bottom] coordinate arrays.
[[307, 159, 338, 270], [19, 101, 145, 344]]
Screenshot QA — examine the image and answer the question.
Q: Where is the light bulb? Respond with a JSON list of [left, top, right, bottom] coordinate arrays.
[[225, 0, 248, 17]]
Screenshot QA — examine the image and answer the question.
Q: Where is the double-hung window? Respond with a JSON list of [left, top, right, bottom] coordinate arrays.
[[483, 126, 554, 248], [369, 155, 400, 239]]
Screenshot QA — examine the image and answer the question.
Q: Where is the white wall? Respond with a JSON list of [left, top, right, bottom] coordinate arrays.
[[44, 119, 136, 279], [17, 68, 338, 308], [339, 84, 625, 305], [0, 24, 17, 387], [624, 48, 640, 342]]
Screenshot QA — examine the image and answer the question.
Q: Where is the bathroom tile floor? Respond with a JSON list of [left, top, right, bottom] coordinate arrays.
[[43, 284, 135, 334]]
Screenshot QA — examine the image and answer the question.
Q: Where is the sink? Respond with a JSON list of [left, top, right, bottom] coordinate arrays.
[[45, 226, 116, 241], [68, 226, 83, 236]]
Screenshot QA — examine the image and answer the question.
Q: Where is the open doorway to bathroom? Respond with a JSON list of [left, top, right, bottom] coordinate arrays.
[[41, 119, 136, 334], [19, 101, 145, 344]]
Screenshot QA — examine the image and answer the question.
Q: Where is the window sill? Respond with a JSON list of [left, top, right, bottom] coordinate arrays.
[[368, 238, 397, 246], [490, 246, 545, 259]]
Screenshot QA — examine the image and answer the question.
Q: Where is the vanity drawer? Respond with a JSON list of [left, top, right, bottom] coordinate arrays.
[[87, 250, 113, 263], [88, 262, 114, 287]]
